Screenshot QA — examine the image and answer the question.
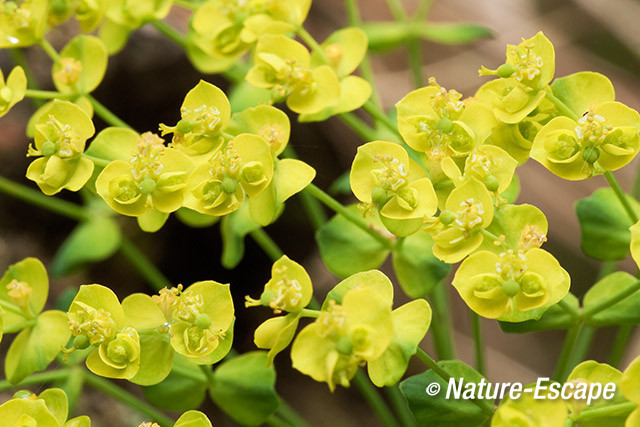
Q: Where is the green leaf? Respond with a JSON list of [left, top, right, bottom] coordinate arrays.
[[400, 360, 492, 427], [413, 23, 493, 45], [576, 188, 640, 261], [220, 203, 261, 269], [392, 232, 451, 298], [360, 22, 410, 52], [316, 205, 390, 277], [38, 388, 68, 426], [551, 72, 615, 116], [210, 351, 280, 426], [143, 354, 208, 413], [583, 272, 640, 326], [5, 310, 71, 384], [499, 293, 579, 332], [85, 127, 139, 162], [51, 217, 122, 278]]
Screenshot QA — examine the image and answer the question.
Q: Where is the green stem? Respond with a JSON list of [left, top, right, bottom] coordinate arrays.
[[119, 238, 170, 291], [415, 348, 450, 380], [603, 170, 639, 223], [0, 369, 71, 392], [544, 91, 579, 121], [151, 20, 187, 47], [557, 297, 580, 319], [581, 279, 640, 319], [633, 161, 640, 199], [362, 100, 402, 139], [428, 281, 456, 360], [385, 0, 408, 20], [352, 370, 400, 427], [470, 312, 486, 376], [299, 308, 320, 318], [566, 326, 595, 372], [275, 401, 310, 427], [0, 175, 88, 221], [573, 401, 637, 422], [3, 319, 36, 334], [250, 228, 284, 261], [87, 94, 133, 129], [553, 324, 582, 382], [173, 0, 199, 11], [82, 153, 111, 168], [61, 366, 85, 415], [25, 89, 74, 100], [296, 27, 329, 64], [84, 372, 174, 427], [305, 183, 394, 249], [338, 112, 378, 141], [407, 37, 424, 88], [0, 299, 30, 318], [9, 48, 44, 107], [385, 384, 416, 427], [415, 0, 435, 21], [608, 324, 634, 367], [39, 38, 60, 62]]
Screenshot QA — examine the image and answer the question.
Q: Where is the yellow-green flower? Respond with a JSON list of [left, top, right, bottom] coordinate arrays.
[[164, 281, 235, 364], [26, 100, 95, 195], [247, 255, 313, 313], [441, 145, 518, 195], [491, 387, 567, 427], [479, 31, 555, 90], [0, 65, 26, 118], [187, 0, 311, 73], [291, 286, 393, 391], [105, 0, 172, 30], [183, 134, 273, 217], [160, 80, 231, 162], [0, 0, 48, 48], [300, 27, 372, 122], [350, 141, 438, 224], [429, 178, 494, 263], [531, 102, 640, 180], [0, 388, 90, 427], [621, 355, 640, 426], [96, 132, 195, 222], [396, 78, 496, 164], [75, 0, 108, 32], [227, 105, 291, 157], [87, 326, 141, 379], [246, 34, 340, 115], [452, 247, 570, 321]]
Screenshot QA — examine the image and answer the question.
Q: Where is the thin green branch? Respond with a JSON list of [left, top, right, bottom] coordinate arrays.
[[87, 94, 133, 129], [414, 0, 435, 21], [573, 401, 637, 423], [338, 112, 378, 141], [557, 298, 580, 319], [250, 228, 284, 262], [173, 0, 199, 11], [352, 370, 400, 427], [119, 238, 171, 291], [0, 175, 88, 221], [0, 369, 72, 392], [603, 170, 639, 223], [544, 91, 579, 121], [296, 27, 329, 64], [84, 372, 175, 427], [407, 38, 424, 88], [9, 48, 44, 107], [581, 279, 640, 319], [39, 38, 61, 62], [362, 100, 402, 139], [428, 281, 456, 360], [151, 20, 187, 48], [3, 319, 37, 334], [385, 384, 416, 427], [305, 183, 394, 248], [553, 324, 582, 382], [608, 325, 634, 368], [470, 312, 486, 376], [24, 89, 74, 100], [566, 326, 595, 373]]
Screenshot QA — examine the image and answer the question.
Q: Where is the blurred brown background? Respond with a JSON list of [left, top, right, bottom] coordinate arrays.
[[0, 0, 639, 425]]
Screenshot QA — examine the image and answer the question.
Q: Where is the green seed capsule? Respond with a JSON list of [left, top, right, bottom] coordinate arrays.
[[195, 313, 212, 329], [221, 177, 238, 194], [439, 210, 455, 225], [140, 177, 157, 195], [502, 279, 520, 297], [484, 175, 500, 192], [41, 141, 57, 157], [74, 334, 90, 349]]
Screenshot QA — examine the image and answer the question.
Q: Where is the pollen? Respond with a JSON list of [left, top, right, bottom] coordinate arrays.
[[318, 300, 347, 338], [6, 279, 32, 312], [130, 132, 166, 182], [54, 57, 83, 86], [371, 153, 408, 192]]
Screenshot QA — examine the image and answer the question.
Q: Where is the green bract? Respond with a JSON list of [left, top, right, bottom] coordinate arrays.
[[350, 141, 437, 235], [396, 78, 496, 164], [246, 34, 341, 114], [184, 133, 274, 219], [153, 281, 235, 364], [187, 0, 311, 73], [52, 35, 108, 95], [249, 255, 313, 313], [621, 355, 640, 426], [96, 132, 195, 231], [429, 178, 494, 263], [0, 65, 27, 118], [452, 247, 570, 321], [0, 388, 90, 427], [531, 102, 640, 180], [26, 100, 95, 195], [160, 80, 231, 162], [300, 27, 372, 122], [491, 386, 567, 427]]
